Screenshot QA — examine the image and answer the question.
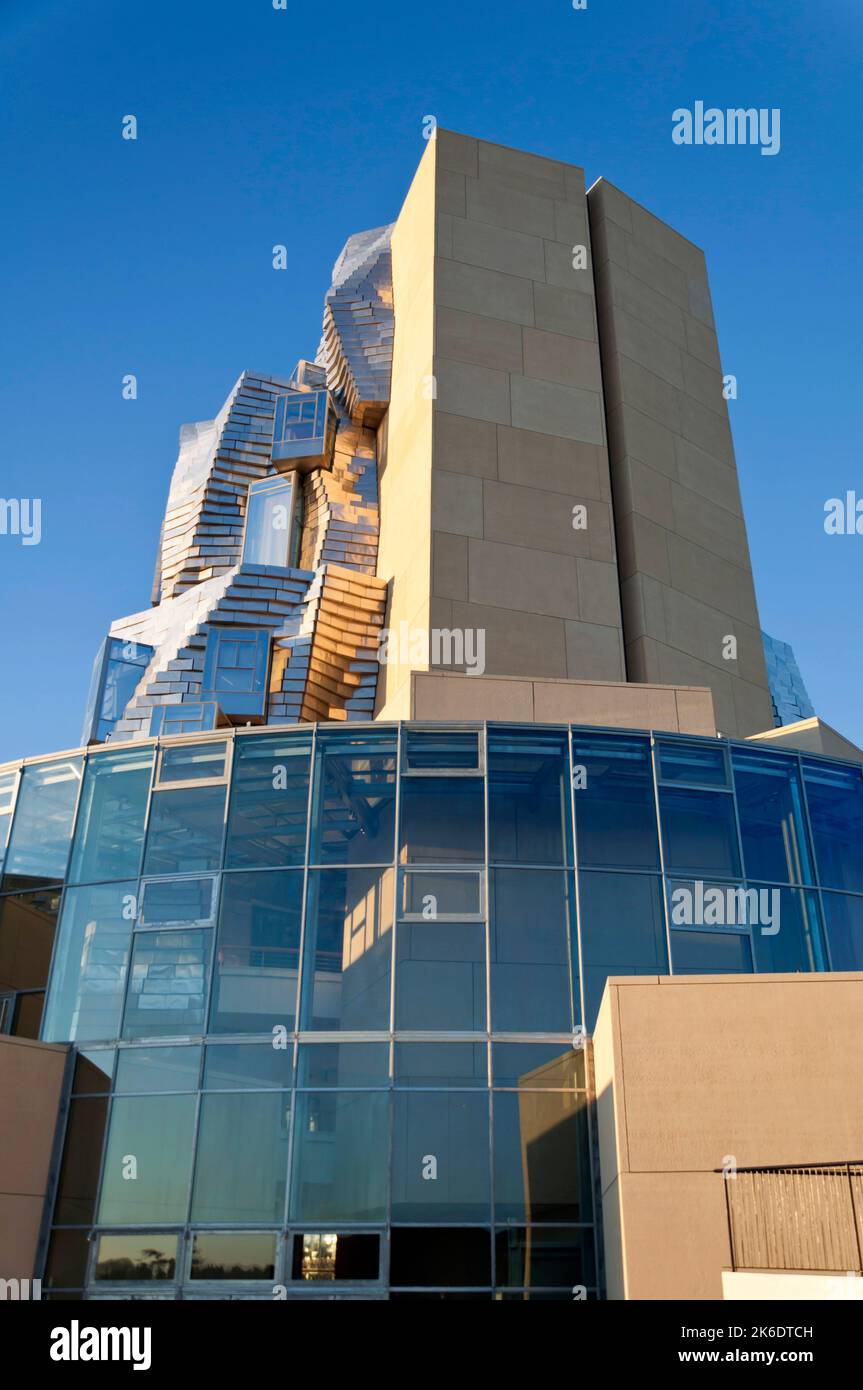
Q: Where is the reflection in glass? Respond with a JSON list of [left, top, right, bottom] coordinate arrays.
[[95, 1234, 178, 1282], [732, 749, 813, 885], [42, 882, 134, 1044], [578, 871, 667, 1030], [210, 870, 301, 1034], [401, 868, 482, 918], [659, 786, 740, 879], [400, 776, 484, 864], [139, 876, 217, 928], [493, 1090, 592, 1222], [488, 728, 571, 864], [658, 740, 728, 786], [803, 760, 863, 893], [225, 732, 311, 869], [290, 1092, 388, 1223], [98, 1094, 196, 1224], [191, 1092, 289, 1223], [204, 1042, 294, 1090], [395, 920, 486, 1031], [159, 742, 226, 783], [291, 1232, 380, 1281], [0, 770, 16, 877], [310, 732, 396, 865], [492, 1044, 585, 1089], [392, 1091, 490, 1221], [404, 729, 480, 772], [2, 758, 83, 891], [495, 1227, 596, 1289], [122, 929, 212, 1039], [114, 1044, 201, 1093], [296, 1042, 389, 1089], [68, 747, 153, 885], [489, 869, 574, 1032], [242, 474, 299, 568], [822, 891, 863, 970], [571, 735, 658, 870], [670, 930, 753, 974], [143, 784, 226, 876], [190, 1232, 276, 1280], [394, 1043, 487, 1087], [300, 867, 393, 1031], [751, 887, 827, 974]]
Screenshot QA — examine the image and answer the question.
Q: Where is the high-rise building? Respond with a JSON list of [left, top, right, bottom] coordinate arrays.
[[1, 132, 861, 1302]]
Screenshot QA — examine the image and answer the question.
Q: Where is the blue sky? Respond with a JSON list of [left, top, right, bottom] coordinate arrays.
[[1, 0, 861, 763]]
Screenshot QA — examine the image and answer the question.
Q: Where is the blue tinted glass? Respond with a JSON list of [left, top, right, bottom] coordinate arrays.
[[310, 731, 397, 865], [97, 650, 153, 741], [659, 787, 741, 878], [204, 1042, 294, 1089], [488, 729, 571, 864], [3, 758, 83, 891], [668, 878, 755, 930], [122, 929, 212, 1039], [210, 870, 302, 1034], [571, 735, 658, 870], [98, 1094, 196, 1223], [490, 868, 574, 1032], [290, 1092, 389, 1222], [732, 749, 813, 885], [493, 1090, 592, 1222], [395, 920, 486, 1030], [143, 784, 226, 876], [114, 1044, 201, 1092], [68, 748, 153, 885], [159, 743, 226, 783], [296, 1042, 389, 1088], [191, 1091, 290, 1223], [225, 733, 311, 869], [803, 760, 863, 893], [392, 1091, 490, 1222], [243, 478, 296, 567], [670, 930, 753, 974], [404, 729, 480, 771], [42, 882, 135, 1043], [658, 740, 729, 786], [750, 886, 827, 974], [299, 867, 392, 1031], [821, 892, 863, 970], [400, 777, 484, 864], [578, 871, 667, 1029]]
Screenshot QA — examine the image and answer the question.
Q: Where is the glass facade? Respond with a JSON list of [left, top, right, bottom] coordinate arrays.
[[0, 720, 855, 1296]]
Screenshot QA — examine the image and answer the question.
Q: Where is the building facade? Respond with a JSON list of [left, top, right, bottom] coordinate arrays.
[[1, 132, 861, 1301]]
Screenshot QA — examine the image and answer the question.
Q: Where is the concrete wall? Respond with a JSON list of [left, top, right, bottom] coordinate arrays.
[[593, 973, 863, 1300], [0, 1035, 67, 1282], [588, 180, 773, 738]]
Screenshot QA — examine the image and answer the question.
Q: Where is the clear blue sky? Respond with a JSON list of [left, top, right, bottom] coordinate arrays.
[[1, 0, 861, 763]]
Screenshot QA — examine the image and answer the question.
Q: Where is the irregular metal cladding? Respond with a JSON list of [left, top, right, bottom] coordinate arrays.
[[319, 224, 395, 428], [157, 372, 294, 601]]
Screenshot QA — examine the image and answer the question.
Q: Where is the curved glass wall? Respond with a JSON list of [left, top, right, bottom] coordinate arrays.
[[0, 721, 856, 1298]]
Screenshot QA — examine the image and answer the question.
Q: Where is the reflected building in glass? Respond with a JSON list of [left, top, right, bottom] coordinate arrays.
[[1, 131, 861, 1302]]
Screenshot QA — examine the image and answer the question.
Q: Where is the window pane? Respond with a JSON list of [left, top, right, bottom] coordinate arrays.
[[204, 1042, 294, 1090], [2, 758, 83, 891], [159, 742, 226, 783], [300, 867, 393, 1031], [114, 1044, 201, 1093], [392, 1091, 490, 1222], [488, 729, 571, 864], [395, 920, 486, 1031], [0, 886, 60, 992], [290, 1092, 389, 1223], [291, 1232, 380, 1282], [400, 777, 484, 864], [495, 1227, 595, 1289], [44, 1229, 90, 1289], [122, 929, 212, 1039], [659, 787, 740, 878], [98, 1094, 196, 1223], [95, 1234, 178, 1282], [210, 870, 302, 1034], [191, 1091, 289, 1223], [751, 886, 827, 974], [803, 760, 863, 893], [571, 735, 658, 870], [489, 869, 574, 1032], [401, 868, 481, 918], [395, 1043, 487, 1088], [143, 785, 226, 876], [68, 747, 153, 885], [310, 732, 397, 865], [225, 733, 311, 869], [658, 740, 729, 786], [389, 1228, 490, 1288], [493, 1090, 592, 1222], [190, 1232, 276, 1281], [139, 876, 216, 928], [822, 892, 863, 970], [578, 871, 667, 1030], [296, 1043, 388, 1089], [42, 883, 133, 1044], [72, 1050, 114, 1093], [404, 729, 480, 772], [243, 477, 296, 568], [53, 1096, 108, 1223], [732, 749, 813, 885], [492, 1044, 585, 1090], [670, 930, 753, 974]]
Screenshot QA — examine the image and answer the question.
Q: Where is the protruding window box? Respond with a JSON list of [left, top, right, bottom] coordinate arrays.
[[271, 389, 337, 473], [202, 629, 271, 722]]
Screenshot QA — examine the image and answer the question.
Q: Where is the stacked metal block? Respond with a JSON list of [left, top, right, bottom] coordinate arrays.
[[761, 631, 816, 728], [318, 225, 394, 428]]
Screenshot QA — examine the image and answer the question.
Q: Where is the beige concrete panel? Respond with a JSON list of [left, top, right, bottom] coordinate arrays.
[[615, 512, 671, 585], [688, 274, 716, 327], [628, 201, 706, 278], [564, 621, 626, 681], [497, 427, 608, 498], [666, 532, 761, 625], [434, 412, 498, 479], [748, 718, 863, 763], [482, 480, 609, 559], [684, 313, 722, 370], [670, 481, 750, 569], [434, 356, 511, 426], [435, 306, 523, 373], [553, 200, 589, 246], [678, 392, 735, 463], [614, 1171, 730, 1300], [600, 1181, 626, 1301], [609, 356, 683, 434], [625, 238, 690, 310], [681, 349, 726, 416], [612, 311, 685, 391], [450, 216, 546, 281], [624, 634, 665, 685], [467, 537, 579, 619], [522, 328, 603, 391], [432, 531, 469, 601], [576, 558, 622, 627], [589, 215, 630, 271], [534, 680, 677, 730], [595, 259, 688, 348], [674, 437, 742, 514], [593, 986, 626, 1192], [434, 129, 478, 177], [614, 455, 674, 528], [450, 600, 569, 678], [674, 686, 717, 735], [652, 641, 737, 733], [437, 167, 467, 217], [605, 403, 678, 477], [532, 281, 596, 339], [436, 212, 453, 259], [476, 139, 570, 199], [619, 573, 668, 644], [544, 239, 596, 290], [510, 375, 605, 445], [587, 179, 634, 232], [411, 671, 534, 720], [731, 675, 775, 739], [465, 175, 556, 238], [431, 470, 484, 538], [436, 256, 535, 326]]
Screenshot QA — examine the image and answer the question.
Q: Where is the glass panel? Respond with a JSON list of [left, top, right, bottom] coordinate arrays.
[[290, 1092, 389, 1223], [243, 476, 297, 568], [204, 1042, 294, 1090], [578, 871, 667, 1030], [190, 1232, 276, 1280], [821, 892, 863, 971], [159, 742, 226, 784], [659, 786, 741, 878], [44, 1229, 90, 1289], [98, 1094, 196, 1223], [142, 784, 226, 876], [732, 749, 813, 885], [404, 729, 480, 772], [138, 876, 216, 928], [488, 728, 571, 864], [571, 735, 658, 870], [300, 867, 393, 1032], [751, 886, 827, 974], [210, 869, 302, 1034], [122, 929, 212, 1039], [495, 1227, 596, 1289], [225, 732, 311, 869], [493, 1090, 592, 1221], [658, 740, 729, 786], [42, 882, 134, 1044], [489, 869, 574, 1032], [72, 1050, 114, 1093], [89, 639, 155, 743], [395, 920, 486, 1030], [310, 731, 397, 865], [667, 878, 753, 931], [400, 777, 484, 864], [392, 1091, 490, 1222], [53, 1096, 109, 1223], [803, 760, 863, 893], [492, 1044, 585, 1089], [68, 747, 153, 885], [94, 1234, 178, 1282], [150, 702, 218, 737], [394, 1043, 487, 1088], [670, 930, 753, 974], [202, 630, 269, 716], [0, 886, 60, 992], [0, 771, 15, 877], [296, 1043, 388, 1089], [291, 1232, 380, 1282], [191, 1091, 290, 1223], [2, 757, 83, 891], [114, 1045, 201, 1093], [401, 869, 481, 918], [389, 1228, 490, 1288]]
